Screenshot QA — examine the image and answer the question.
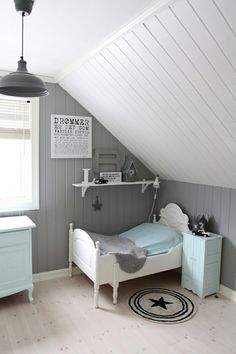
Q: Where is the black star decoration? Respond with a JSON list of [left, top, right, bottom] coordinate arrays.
[[92, 196, 103, 211], [149, 296, 173, 310]]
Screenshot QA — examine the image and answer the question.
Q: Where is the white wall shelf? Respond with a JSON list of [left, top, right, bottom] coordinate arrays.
[[73, 169, 155, 197]]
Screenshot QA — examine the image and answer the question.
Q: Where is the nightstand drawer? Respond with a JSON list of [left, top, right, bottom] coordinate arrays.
[[206, 240, 221, 256], [206, 253, 221, 264]]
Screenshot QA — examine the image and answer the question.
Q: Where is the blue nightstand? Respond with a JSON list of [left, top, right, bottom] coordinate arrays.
[[181, 231, 222, 298]]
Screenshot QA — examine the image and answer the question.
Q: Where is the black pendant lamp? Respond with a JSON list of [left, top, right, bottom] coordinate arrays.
[[0, 0, 49, 97]]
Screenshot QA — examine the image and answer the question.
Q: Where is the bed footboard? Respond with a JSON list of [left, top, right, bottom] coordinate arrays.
[[69, 224, 105, 308]]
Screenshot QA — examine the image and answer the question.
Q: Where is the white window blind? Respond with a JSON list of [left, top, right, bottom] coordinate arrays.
[[0, 96, 39, 212], [0, 97, 30, 139]]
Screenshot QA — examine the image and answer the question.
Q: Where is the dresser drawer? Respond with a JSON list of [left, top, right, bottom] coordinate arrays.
[[0, 230, 30, 246], [0, 236, 32, 291]]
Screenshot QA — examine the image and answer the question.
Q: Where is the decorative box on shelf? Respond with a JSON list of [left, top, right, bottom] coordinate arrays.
[[181, 231, 222, 298], [99, 172, 122, 183]]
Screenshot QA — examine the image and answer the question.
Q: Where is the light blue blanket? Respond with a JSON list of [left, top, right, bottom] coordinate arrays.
[[120, 223, 182, 256]]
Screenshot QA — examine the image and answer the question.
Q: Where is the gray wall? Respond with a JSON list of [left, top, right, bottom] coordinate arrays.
[[4, 82, 235, 291], [158, 180, 236, 291], [7, 83, 154, 274]]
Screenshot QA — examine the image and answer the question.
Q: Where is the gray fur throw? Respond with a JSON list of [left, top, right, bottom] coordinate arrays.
[[87, 232, 147, 273]]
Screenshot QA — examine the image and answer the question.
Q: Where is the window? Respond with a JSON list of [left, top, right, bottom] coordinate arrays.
[[0, 95, 39, 212]]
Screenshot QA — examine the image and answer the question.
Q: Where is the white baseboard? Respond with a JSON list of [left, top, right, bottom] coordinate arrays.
[[33, 267, 81, 283], [33, 269, 236, 303], [219, 284, 236, 303]]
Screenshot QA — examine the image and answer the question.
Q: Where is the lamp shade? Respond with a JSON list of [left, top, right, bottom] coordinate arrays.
[[0, 59, 49, 97], [14, 0, 34, 16]]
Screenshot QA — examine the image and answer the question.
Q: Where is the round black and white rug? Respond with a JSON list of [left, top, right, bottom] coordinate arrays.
[[128, 288, 196, 323]]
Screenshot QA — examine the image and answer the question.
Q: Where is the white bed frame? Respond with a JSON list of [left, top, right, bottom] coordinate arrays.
[[68, 203, 189, 308]]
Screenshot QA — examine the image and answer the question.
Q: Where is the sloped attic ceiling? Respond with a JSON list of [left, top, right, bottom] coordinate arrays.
[[1, 0, 235, 189], [59, 0, 236, 189]]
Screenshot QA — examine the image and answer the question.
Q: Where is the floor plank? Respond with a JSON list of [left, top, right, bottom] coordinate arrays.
[[0, 270, 236, 354]]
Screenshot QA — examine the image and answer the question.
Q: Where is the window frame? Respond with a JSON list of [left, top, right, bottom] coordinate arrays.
[[0, 96, 39, 213]]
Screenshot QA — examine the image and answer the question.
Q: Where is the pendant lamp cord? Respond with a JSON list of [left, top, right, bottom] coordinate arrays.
[[21, 12, 25, 60]]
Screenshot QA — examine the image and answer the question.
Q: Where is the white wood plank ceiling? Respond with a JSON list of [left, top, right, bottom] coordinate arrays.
[[60, 0, 236, 189]]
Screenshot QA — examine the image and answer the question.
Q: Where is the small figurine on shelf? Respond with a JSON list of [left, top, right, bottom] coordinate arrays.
[[94, 177, 108, 184], [192, 214, 210, 237]]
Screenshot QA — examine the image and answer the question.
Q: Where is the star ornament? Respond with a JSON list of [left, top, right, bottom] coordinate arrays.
[[149, 296, 173, 310], [92, 196, 103, 211]]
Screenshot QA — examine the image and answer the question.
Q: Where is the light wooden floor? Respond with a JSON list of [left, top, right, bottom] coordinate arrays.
[[0, 270, 236, 354]]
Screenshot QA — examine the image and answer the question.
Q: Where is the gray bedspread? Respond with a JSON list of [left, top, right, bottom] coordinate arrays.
[[87, 232, 147, 273]]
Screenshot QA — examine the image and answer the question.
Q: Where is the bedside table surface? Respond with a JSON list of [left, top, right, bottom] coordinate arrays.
[[183, 231, 222, 240]]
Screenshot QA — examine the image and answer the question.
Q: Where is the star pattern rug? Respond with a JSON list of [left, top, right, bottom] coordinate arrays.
[[128, 288, 197, 323]]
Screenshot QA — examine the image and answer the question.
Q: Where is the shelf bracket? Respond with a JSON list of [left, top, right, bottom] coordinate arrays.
[[81, 185, 88, 198], [141, 181, 150, 193]]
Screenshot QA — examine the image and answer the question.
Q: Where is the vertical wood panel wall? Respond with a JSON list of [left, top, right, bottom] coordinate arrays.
[[158, 180, 236, 291], [0, 83, 154, 274]]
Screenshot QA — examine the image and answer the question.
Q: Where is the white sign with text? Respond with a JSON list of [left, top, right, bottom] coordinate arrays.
[[51, 115, 92, 158]]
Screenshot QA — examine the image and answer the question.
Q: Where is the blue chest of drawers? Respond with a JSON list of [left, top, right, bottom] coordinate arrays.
[[181, 232, 222, 298], [0, 216, 36, 302]]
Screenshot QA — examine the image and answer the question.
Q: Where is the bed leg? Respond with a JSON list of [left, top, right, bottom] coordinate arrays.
[[69, 223, 73, 277], [113, 263, 119, 305], [69, 261, 73, 277], [94, 241, 100, 308], [113, 285, 119, 305], [94, 285, 100, 308]]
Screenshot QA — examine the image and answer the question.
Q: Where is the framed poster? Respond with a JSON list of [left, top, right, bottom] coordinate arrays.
[[51, 115, 92, 158]]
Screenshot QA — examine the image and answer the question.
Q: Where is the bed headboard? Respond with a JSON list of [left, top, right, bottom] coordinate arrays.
[[157, 203, 190, 234]]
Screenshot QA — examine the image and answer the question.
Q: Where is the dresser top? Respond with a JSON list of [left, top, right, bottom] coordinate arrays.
[[0, 216, 36, 232]]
